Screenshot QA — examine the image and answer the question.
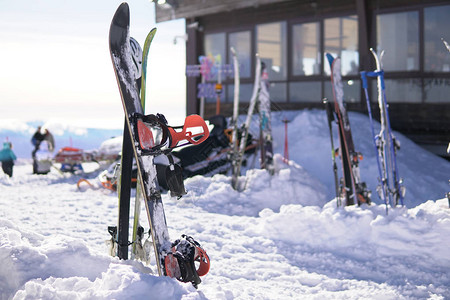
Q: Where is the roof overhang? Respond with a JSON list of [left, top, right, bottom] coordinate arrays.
[[154, 0, 292, 23]]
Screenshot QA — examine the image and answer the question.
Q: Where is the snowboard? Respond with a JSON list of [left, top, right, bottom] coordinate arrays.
[[326, 53, 370, 206], [109, 3, 210, 286]]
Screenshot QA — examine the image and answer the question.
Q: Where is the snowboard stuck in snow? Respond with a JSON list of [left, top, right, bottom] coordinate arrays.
[[108, 2, 210, 287]]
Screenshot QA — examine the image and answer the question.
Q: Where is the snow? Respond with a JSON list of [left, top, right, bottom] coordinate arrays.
[[1, 109, 449, 299]]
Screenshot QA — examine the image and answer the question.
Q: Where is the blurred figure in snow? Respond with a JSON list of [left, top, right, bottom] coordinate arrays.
[[0, 140, 17, 177], [31, 126, 45, 157], [31, 127, 54, 174], [43, 129, 55, 152]]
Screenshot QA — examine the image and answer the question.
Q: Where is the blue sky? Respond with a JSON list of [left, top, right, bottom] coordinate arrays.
[[0, 0, 186, 129]]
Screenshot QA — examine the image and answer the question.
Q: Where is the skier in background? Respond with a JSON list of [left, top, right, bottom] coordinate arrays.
[[31, 127, 55, 174], [31, 126, 45, 157], [0, 140, 17, 177]]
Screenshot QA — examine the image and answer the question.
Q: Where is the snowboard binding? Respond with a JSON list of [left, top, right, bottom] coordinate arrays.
[[164, 235, 210, 288], [131, 113, 210, 155], [131, 113, 209, 198]]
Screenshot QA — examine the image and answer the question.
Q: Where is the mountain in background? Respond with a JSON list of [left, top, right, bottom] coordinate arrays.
[[0, 120, 122, 158]]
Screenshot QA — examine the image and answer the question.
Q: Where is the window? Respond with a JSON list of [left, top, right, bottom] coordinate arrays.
[[289, 81, 321, 102], [386, 79, 422, 103], [377, 11, 419, 71], [226, 84, 253, 103], [292, 22, 321, 76], [204, 33, 226, 82], [228, 31, 251, 78], [424, 5, 450, 72], [204, 33, 225, 59], [256, 22, 287, 80], [424, 78, 450, 103], [324, 16, 359, 76], [269, 82, 287, 102]]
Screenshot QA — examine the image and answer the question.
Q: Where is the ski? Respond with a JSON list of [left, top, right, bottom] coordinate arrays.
[[229, 47, 240, 180], [326, 53, 371, 206], [442, 38, 450, 53], [323, 99, 342, 207], [258, 62, 274, 174], [231, 54, 262, 190], [109, 3, 210, 287], [131, 28, 156, 261], [360, 48, 405, 210], [140, 29, 157, 105]]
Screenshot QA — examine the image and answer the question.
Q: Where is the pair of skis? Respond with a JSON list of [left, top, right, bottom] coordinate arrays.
[[109, 3, 210, 287], [360, 49, 405, 212], [231, 54, 274, 190], [325, 54, 371, 206], [326, 50, 405, 211]]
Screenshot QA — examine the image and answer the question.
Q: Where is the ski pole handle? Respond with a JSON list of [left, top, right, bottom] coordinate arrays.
[[360, 71, 386, 90], [360, 71, 369, 89]]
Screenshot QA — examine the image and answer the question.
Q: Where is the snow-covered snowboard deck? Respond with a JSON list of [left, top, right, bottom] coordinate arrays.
[[109, 2, 170, 276]]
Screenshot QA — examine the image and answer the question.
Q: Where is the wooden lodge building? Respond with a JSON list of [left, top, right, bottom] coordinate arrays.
[[154, 0, 450, 157]]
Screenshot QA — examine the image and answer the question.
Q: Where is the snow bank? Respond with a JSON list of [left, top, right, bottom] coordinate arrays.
[[269, 110, 450, 207], [1, 109, 449, 299], [258, 199, 450, 271], [0, 219, 204, 300], [183, 154, 327, 216]]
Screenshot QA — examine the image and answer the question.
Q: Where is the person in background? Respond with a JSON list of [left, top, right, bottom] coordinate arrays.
[[32, 126, 45, 174], [0, 140, 17, 177], [31, 126, 45, 157], [43, 129, 55, 152]]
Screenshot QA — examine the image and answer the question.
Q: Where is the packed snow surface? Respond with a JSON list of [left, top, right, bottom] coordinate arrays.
[[1, 110, 449, 299]]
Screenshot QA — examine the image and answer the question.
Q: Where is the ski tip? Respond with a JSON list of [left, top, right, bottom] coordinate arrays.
[[148, 27, 157, 37], [325, 53, 334, 67], [144, 28, 157, 46]]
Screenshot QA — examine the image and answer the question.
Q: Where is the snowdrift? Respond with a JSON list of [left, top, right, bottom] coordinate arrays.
[[0, 219, 203, 300], [1, 109, 449, 299]]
